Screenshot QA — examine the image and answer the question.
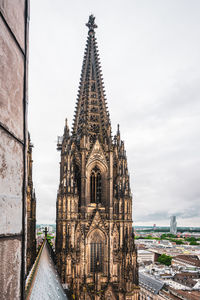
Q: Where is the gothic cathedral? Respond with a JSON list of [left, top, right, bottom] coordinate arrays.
[[56, 15, 139, 300]]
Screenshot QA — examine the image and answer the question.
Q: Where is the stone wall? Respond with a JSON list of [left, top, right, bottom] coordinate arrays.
[[0, 1, 29, 299], [26, 133, 36, 274]]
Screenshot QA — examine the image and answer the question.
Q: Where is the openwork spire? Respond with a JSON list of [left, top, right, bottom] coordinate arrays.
[[72, 15, 111, 143]]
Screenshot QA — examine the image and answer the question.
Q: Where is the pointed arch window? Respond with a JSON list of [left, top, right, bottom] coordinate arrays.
[[90, 242, 103, 272], [90, 166, 101, 203], [89, 230, 104, 273]]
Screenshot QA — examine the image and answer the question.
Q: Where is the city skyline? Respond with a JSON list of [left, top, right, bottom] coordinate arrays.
[[29, 0, 200, 226]]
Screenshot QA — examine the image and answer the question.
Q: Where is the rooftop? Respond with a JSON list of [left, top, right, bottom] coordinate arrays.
[[139, 272, 164, 294], [26, 241, 67, 300]]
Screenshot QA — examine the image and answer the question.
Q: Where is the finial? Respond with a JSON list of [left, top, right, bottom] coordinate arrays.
[[86, 15, 97, 33]]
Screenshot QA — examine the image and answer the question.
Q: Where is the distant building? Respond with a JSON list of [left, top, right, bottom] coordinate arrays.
[[170, 216, 177, 235], [172, 255, 200, 270], [137, 250, 155, 264], [173, 272, 200, 289], [139, 272, 164, 299], [159, 286, 200, 300]]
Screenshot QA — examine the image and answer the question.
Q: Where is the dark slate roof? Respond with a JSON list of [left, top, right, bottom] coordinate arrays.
[[139, 272, 164, 294], [27, 241, 68, 300]]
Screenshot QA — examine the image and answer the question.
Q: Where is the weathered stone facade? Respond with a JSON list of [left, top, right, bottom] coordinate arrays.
[[26, 133, 36, 274], [56, 15, 139, 299], [0, 1, 29, 299]]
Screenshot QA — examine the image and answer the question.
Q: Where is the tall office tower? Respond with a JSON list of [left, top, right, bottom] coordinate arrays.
[[170, 216, 177, 235], [56, 15, 139, 299]]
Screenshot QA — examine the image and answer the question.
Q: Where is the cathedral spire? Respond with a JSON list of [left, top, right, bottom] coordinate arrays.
[[56, 15, 138, 298], [72, 15, 111, 144]]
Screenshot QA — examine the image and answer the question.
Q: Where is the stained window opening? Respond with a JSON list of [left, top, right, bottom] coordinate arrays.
[[90, 242, 103, 272], [90, 166, 101, 203]]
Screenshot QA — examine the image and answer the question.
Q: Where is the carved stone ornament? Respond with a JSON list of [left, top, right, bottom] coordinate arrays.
[[86, 139, 107, 168]]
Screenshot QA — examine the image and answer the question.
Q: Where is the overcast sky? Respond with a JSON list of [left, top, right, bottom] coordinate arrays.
[[29, 0, 200, 227]]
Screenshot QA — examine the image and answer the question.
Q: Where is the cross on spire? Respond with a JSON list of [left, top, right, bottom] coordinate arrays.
[[86, 15, 97, 33]]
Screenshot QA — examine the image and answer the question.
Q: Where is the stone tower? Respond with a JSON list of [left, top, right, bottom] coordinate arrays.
[[56, 15, 139, 300]]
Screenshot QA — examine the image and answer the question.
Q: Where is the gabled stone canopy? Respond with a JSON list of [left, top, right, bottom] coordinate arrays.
[[86, 139, 108, 168]]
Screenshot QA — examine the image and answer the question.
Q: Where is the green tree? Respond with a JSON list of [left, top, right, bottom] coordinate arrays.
[[161, 233, 176, 239], [190, 241, 198, 245], [170, 239, 184, 245], [146, 235, 153, 239], [158, 254, 172, 266], [47, 234, 54, 240], [186, 237, 197, 242], [161, 234, 167, 239]]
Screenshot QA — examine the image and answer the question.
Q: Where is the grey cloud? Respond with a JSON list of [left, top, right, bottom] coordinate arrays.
[[29, 0, 200, 226]]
